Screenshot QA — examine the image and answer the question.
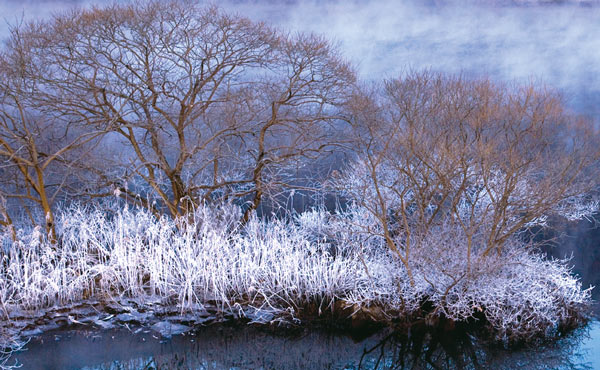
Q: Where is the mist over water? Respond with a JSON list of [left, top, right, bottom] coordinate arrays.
[[223, 0, 600, 118], [2, 0, 599, 118]]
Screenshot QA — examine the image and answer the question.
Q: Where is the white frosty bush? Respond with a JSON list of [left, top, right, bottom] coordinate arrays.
[[0, 204, 386, 316], [330, 202, 592, 340], [0, 202, 593, 350]]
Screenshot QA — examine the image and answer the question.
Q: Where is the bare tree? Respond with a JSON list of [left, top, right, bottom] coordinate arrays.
[[0, 58, 107, 240], [0, 192, 15, 241], [338, 71, 599, 286], [235, 34, 355, 221], [3, 1, 355, 220]]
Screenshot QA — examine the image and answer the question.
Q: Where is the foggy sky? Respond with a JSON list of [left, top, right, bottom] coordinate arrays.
[[1, 0, 599, 118]]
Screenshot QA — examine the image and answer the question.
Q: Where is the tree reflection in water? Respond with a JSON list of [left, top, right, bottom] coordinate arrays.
[[15, 320, 596, 370], [356, 323, 594, 370]]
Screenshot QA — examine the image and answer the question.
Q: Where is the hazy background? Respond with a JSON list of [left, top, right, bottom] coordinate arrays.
[[2, 0, 599, 118]]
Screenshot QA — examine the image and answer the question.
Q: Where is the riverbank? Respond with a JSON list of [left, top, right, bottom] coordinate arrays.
[[0, 204, 593, 367]]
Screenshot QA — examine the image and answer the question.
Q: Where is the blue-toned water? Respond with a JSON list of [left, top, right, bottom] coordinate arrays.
[[10, 317, 600, 369]]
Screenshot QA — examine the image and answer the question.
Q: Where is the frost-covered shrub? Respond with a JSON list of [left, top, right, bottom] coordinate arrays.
[[338, 72, 598, 305], [326, 72, 598, 342], [0, 201, 593, 348], [0, 327, 25, 370], [0, 204, 387, 315]]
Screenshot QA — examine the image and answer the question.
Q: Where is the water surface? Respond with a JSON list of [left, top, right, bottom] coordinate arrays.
[[13, 319, 600, 369]]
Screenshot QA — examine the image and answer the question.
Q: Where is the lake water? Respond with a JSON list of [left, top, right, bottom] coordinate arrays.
[[11, 317, 600, 369]]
